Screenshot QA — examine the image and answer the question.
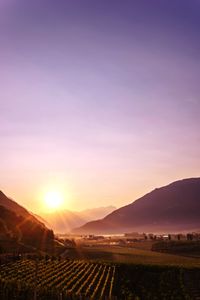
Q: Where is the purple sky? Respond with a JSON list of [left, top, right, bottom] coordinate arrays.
[[0, 0, 200, 212]]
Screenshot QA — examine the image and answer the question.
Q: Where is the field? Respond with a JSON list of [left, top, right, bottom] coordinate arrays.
[[64, 245, 200, 268], [0, 258, 200, 300], [152, 240, 200, 257], [0, 259, 115, 300]]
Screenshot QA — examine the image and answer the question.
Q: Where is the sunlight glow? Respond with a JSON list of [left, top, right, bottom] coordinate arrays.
[[44, 190, 64, 211]]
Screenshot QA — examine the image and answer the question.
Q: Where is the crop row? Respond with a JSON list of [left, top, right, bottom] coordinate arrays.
[[0, 259, 115, 299], [1, 259, 199, 299]]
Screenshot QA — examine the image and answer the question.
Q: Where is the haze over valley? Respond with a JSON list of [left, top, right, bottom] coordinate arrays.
[[1, 177, 200, 239], [40, 205, 116, 233]]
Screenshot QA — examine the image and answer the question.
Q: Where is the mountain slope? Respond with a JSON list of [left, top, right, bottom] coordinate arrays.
[[0, 191, 43, 225], [0, 191, 54, 253], [73, 178, 200, 234]]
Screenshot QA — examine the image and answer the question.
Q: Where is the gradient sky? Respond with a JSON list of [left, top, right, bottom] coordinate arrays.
[[0, 0, 200, 212]]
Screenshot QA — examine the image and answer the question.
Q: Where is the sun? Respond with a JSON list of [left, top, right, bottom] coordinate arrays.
[[44, 190, 64, 211]]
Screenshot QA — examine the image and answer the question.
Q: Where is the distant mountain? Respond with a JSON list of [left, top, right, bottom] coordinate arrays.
[[78, 206, 116, 222], [73, 178, 200, 234], [41, 206, 116, 233], [0, 191, 55, 253], [41, 210, 86, 233]]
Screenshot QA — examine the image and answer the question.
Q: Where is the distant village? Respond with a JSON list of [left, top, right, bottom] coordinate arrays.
[[124, 231, 200, 241], [59, 231, 200, 249]]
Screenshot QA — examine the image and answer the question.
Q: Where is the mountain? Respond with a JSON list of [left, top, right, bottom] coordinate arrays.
[[79, 206, 116, 221], [73, 178, 200, 234], [0, 191, 46, 225], [41, 206, 116, 233], [41, 210, 87, 233], [0, 191, 55, 253]]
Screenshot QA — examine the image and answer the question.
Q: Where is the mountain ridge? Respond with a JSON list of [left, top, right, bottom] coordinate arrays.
[[73, 178, 200, 234], [0, 191, 55, 253], [0, 190, 45, 226]]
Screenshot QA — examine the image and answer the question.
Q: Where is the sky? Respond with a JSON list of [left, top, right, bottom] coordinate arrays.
[[0, 0, 200, 213]]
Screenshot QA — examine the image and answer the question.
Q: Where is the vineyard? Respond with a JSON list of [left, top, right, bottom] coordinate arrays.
[[0, 259, 115, 300], [0, 258, 200, 299]]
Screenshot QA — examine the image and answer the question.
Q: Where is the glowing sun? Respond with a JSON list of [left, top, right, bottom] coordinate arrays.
[[44, 190, 64, 211]]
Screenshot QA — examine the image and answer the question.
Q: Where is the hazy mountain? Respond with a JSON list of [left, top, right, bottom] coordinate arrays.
[[78, 206, 116, 221], [73, 178, 200, 234], [41, 206, 116, 233], [40, 210, 86, 233], [0, 191, 54, 253]]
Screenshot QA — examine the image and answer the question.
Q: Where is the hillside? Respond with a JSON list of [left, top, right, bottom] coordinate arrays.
[[0, 191, 55, 253], [73, 178, 200, 234], [0, 191, 39, 221], [41, 206, 116, 233]]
